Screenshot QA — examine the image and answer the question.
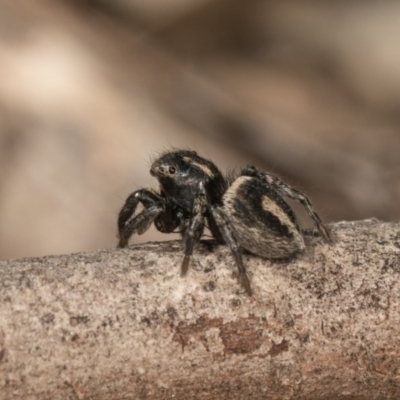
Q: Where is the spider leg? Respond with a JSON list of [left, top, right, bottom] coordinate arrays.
[[206, 213, 225, 244], [180, 188, 206, 276], [211, 206, 252, 296], [241, 165, 331, 242], [118, 205, 164, 248], [117, 188, 164, 248], [118, 188, 161, 231]]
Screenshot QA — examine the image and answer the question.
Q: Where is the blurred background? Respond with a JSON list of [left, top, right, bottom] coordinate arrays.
[[1, 0, 399, 260]]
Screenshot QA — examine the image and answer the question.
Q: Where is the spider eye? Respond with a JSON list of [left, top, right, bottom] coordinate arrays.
[[169, 166, 176, 174]]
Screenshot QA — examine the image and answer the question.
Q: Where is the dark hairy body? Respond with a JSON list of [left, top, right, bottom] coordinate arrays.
[[117, 150, 330, 295]]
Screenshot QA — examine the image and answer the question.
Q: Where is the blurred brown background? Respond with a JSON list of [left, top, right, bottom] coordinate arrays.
[[1, 0, 399, 260]]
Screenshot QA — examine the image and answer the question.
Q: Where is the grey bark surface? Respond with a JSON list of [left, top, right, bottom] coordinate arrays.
[[1, 219, 400, 400]]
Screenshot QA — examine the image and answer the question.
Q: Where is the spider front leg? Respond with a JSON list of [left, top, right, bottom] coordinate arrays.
[[211, 206, 252, 296], [242, 165, 331, 242], [180, 188, 206, 276], [117, 188, 164, 248]]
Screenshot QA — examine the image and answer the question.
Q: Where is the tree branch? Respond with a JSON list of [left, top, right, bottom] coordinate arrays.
[[1, 219, 400, 399]]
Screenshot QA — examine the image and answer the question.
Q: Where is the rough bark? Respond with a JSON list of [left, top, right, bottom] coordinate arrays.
[[1, 219, 400, 400]]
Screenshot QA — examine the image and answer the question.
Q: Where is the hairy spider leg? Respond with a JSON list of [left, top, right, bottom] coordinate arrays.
[[205, 213, 225, 244], [180, 185, 207, 276], [119, 205, 164, 248], [241, 165, 331, 242], [211, 206, 252, 296], [117, 189, 164, 248]]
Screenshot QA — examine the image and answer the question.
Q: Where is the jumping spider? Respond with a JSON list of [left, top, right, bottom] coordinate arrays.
[[117, 150, 330, 295]]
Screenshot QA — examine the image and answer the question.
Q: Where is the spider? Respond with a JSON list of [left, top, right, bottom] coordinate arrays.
[[117, 150, 330, 295]]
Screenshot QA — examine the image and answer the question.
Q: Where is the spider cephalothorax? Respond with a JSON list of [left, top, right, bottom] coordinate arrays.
[[117, 150, 330, 295]]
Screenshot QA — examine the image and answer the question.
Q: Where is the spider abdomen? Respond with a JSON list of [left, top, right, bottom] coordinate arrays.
[[223, 176, 305, 258]]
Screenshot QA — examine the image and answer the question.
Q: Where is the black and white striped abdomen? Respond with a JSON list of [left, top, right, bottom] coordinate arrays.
[[222, 176, 305, 258]]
